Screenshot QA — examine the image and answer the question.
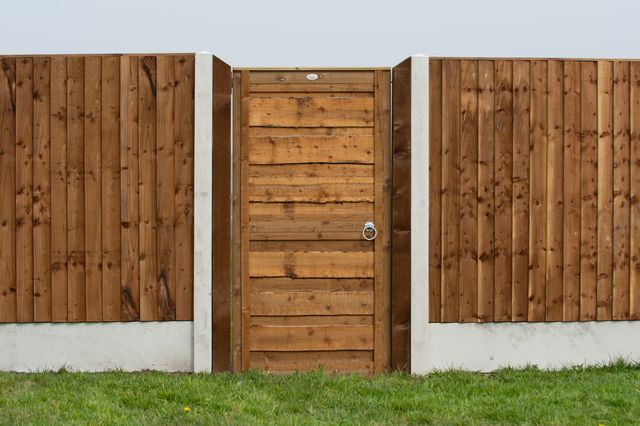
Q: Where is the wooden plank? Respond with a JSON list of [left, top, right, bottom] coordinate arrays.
[[249, 251, 374, 278], [250, 351, 373, 374], [511, 61, 530, 321], [0, 57, 16, 322], [249, 83, 373, 93], [249, 290, 374, 316], [249, 132, 374, 164], [429, 59, 443, 323], [477, 60, 495, 323], [580, 61, 598, 321], [101, 56, 121, 321], [138, 56, 158, 321], [232, 71, 243, 370], [631, 62, 640, 320], [494, 60, 513, 322], [373, 69, 391, 372], [50, 57, 67, 322], [440, 60, 460, 322], [15, 57, 34, 322], [248, 96, 374, 127], [174, 55, 195, 320], [249, 324, 374, 351], [249, 202, 373, 241], [546, 60, 563, 321], [563, 61, 581, 321], [156, 55, 176, 321], [597, 61, 614, 320], [528, 60, 548, 322], [458, 60, 478, 322], [84, 56, 102, 322], [213, 56, 232, 371], [240, 70, 251, 370], [120, 56, 140, 321], [251, 316, 374, 326], [612, 61, 630, 320], [33, 57, 51, 322], [249, 71, 374, 84], [249, 278, 373, 292]]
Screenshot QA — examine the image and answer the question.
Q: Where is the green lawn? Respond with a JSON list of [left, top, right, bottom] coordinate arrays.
[[1, 362, 639, 425]]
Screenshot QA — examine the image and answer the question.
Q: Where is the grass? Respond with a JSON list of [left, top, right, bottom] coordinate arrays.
[[1, 362, 639, 425]]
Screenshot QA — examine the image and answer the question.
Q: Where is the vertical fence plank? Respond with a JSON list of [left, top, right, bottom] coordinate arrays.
[[512, 60, 530, 321], [120, 56, 140, 321], [546, 60, 564, 321], [240, 70, 250, 369], [232, 71, 243, 369], [102, 56, 121, 321], [50, 57, 68, 322], [428, 59, 443, 323], [84, 56, 102, 322], [15, 58, 34, 323], [612, 61, 630, 320], [33, 57, 52, 322], [157, 56, 176, 321], [563, 61, 581, 321], [630, 62, 640, 320], [477, 60, 495, 323], [597, 61, 614, 320], [494, 60, 513, 322], [138, 56, 158, 321], [440, 60, 461, 322], [174, 55, 194, 320], [0, 57, 16, 322], [528, 60, 547, 321], [580, 62, 598, 321], [458, 60, 478, 322]]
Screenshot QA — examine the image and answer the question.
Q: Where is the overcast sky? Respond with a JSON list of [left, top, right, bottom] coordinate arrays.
[[2, 0, 639, 67]]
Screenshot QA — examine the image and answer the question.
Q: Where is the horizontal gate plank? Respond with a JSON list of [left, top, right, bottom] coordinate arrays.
[[250, 83, 373, 93], [250, 316, 373, 326], [250, 350, 373, 373], [249, 71, 374, 84], [250, 134, 374, 164], [250, 126, 373, 137], [250, 202, 373, 240], [249, 96, 374, 127], [249, 278, 373, 292], [250, 290, 374, 315], [249, 324, 374, 351], [249, 251, 374, 278]]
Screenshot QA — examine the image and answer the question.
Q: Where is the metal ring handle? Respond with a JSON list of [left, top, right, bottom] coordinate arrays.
[[362, 221, 377, 241]]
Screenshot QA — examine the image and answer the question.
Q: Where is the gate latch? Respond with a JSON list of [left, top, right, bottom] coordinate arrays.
[[362, 221, 377, 241]]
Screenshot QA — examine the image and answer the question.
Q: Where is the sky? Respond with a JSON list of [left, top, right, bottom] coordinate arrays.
[[2, 0, 639, 67]]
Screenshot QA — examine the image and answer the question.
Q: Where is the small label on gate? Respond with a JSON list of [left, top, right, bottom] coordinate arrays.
[[306, 73, 319, 81]]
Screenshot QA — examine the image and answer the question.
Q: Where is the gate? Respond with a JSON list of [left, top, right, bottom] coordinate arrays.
[[232, 69, 391, 373]]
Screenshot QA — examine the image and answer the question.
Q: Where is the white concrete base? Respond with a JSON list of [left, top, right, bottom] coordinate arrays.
[[415, 321, 640, 373], [0, 322, 193, 372]]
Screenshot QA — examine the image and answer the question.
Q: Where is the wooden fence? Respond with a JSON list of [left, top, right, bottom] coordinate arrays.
[[0, 54, 195, 322], [429, 58, 640, 323]]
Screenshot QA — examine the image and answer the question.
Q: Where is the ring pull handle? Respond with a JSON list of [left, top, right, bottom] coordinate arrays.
[[362, 221, 377, 241]]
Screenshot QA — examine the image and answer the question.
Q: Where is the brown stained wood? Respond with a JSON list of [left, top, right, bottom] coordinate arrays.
[[156, 56, 176, 321], [249, 278, 373, 292], [429, 59, 442, 323], [251, 315, 374, 327], [546, 60, 563, 321], [250, 290, 374, 316], [249, 251, 373, 279], [241, 70, 251, 370], [494, 60, 513, 322], [580, 62, 598, 321], [250, 351, 373, 374], [213, 56, 232, 371], [120, 56, 140, 321], [101, 56, 121, 321], [33, 57, 52, 322], [84, 56, 103, 322], [249, 324, 374, 351], [511, 61, 530, 321], [612, 61, 630, 320], [477, 60, 495, 323], [174, 55, 195, 320], [528, 60, 547, 322], [249, 96, 374, 127], [562, 61, 581, 321], [15, 58, 34, 322], [232, 71, 243, 370], [441, 60, 461, 322], [138, 56, 158, 321], [249, 71, 374, 85], [250, 83, 373, 93], [458, 60, 478, 322], [0, 57, 16, 322], [597, 61, 614, 320], [250, 202, 373, 240], [631, 62, 640, 320]]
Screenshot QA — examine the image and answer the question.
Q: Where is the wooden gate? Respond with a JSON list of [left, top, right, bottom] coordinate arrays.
[[232, 69, 391, 373]]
